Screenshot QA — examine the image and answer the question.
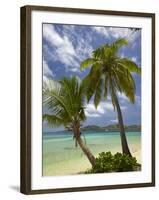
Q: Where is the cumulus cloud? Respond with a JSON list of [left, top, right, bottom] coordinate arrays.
[[117, 92, 141, 108], [85, 112, 101, 118], [43, 24, 79, 72], [43, 60, 53, 77], [62, 25, 93, 59], [85, 101, 114, 118], [92, 27, 140, 44], [43, 24, 93, 73], [118, 92, 128, 101], [42, 24, 141, 127], [43, 59, 54, 81], [93, 27, 109, 37]]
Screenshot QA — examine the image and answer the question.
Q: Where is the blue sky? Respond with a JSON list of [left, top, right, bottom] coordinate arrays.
[[42, 23, 141, 132]]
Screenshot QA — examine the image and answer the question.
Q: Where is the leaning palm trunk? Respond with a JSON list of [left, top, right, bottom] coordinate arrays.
[[43, 77, 97, 168], [77, 137, 96, 167], [74, 128, 96, 167], [113, 94, 132, 157]]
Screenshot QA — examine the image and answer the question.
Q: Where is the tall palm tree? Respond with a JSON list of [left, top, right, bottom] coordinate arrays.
[[43, 76, 96, 167], [80, 38, 141, 156]]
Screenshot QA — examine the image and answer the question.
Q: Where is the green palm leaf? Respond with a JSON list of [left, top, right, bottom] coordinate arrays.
[[43, 81, 72, 119], [80, 38, 140, 105], [94, 78, 103, 108], [80, 37, 140, 156], [43, 114, 63, 127], [118, 58, 141, 74], [80, 58, 96, 70], [43, 76, 86, 128], [112, 38, 128, 49]]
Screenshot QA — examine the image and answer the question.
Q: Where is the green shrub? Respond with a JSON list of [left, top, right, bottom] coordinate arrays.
[[86, 151, 138, 174], [113, 152, 138, 172]]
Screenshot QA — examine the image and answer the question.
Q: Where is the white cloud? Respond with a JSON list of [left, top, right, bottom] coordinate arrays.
[[110, 118, 118, 123], [43, 24, 93, 73], [92, 27, 140, 44], [104, 102, 114, 111], [131, 56, 137, 63], [131, 56, 141, 67], [43, 24, 79, 72], [85, 98, 127, 118], [75, 37, 93, 60], [93, 27, 109, 37], [86, 103, 104, 114], [118, 92, 128, 101], [43, 59, 54, 81], [43, 76, 49, 82], [61, 25, 93, 64], [43, 59, 54, 77], [85, 111, 101, 118], [85, 101, 115, 118]]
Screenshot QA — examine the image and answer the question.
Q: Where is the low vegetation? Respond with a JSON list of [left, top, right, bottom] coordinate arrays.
[[86, 151, 139, 173]]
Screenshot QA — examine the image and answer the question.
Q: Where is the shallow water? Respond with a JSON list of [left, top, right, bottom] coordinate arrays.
[[42, 131, 141, 176]]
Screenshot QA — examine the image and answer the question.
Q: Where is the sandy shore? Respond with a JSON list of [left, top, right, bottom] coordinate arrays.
[[43, 145, 141, 176], [131, 145, 141, 163]]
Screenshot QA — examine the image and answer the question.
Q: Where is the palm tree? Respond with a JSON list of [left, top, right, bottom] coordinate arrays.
[[80, 38, 141, 156], [43, 76, 96, 167]]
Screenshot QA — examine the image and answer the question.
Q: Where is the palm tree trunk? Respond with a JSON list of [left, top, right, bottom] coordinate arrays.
[[76, 136, 96, 167], [113, 94, 132, 157], [73, 124, 96, 167]]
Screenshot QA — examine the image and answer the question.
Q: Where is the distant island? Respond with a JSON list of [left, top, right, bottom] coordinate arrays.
[[44, 124, 141, 134], [81, 124, 141, 132]]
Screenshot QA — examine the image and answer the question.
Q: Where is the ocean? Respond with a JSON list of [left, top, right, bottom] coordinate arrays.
[[42, 131, 141, 176]]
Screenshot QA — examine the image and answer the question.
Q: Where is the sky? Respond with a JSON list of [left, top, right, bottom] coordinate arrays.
[[42, 23, 141, 132]]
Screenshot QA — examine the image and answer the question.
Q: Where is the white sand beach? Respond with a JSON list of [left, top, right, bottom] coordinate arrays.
[[42, 131, 141, 176]]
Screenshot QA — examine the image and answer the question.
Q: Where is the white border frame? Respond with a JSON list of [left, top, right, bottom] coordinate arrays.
[[31, 10, 152, 190]]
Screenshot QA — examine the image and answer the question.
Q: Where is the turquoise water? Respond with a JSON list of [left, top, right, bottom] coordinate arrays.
[[42, 131, 141, 176]]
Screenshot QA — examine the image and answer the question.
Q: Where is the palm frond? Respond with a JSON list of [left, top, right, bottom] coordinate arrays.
[[43, 114, 63, 127], [43, 79, 73, 119], [112, 38, 128, 49], [92, 46, 105, 59], [103, 74, 109, 99], [118, 58, 141, 74], [113, 67, 136, 103], [94, 78, 103, 108], [80, 38, 140, 110], [43, 76, 87, 128], [80, 58, 96, 70]]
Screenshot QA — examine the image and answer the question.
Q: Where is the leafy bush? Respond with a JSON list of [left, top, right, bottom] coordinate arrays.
[[86, 151, 138, 173]]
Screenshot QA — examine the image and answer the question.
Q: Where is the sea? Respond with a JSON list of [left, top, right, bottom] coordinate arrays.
[[42, 131, 141, 176]]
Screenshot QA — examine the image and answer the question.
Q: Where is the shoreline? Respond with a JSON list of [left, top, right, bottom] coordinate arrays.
[[43, 132, 141, 176], [43, 147, 141, 176]]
